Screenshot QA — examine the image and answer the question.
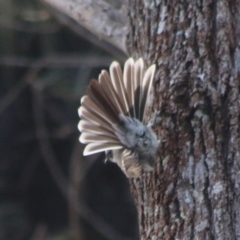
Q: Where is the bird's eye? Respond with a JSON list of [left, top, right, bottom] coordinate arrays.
[[140, 131, 145, 138], [135, 131, 145, 138], [143, 141, 148, 147]]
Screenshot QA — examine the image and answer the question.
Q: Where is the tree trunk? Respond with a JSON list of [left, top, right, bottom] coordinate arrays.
[[128, 0, 240, 239]]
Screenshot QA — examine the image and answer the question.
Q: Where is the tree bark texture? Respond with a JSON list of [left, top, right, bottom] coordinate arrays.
[[128, 0, 240, 239]]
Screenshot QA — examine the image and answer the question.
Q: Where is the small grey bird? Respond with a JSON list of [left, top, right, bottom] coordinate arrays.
[[78, 58, 159, 178]]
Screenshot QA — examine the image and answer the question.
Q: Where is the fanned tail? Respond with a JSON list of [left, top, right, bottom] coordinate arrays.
[[78, 57, 156, 156]]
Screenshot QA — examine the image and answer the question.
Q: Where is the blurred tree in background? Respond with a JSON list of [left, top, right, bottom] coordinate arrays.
[[0, 0, 138, 239]]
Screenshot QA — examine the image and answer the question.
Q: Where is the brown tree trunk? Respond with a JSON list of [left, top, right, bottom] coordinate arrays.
[[128, 0, 240, 239]]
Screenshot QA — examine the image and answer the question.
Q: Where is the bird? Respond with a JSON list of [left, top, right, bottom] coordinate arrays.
[[78, 57, 159, 178]]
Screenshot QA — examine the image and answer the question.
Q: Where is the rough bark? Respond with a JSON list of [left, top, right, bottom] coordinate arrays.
[[128, 0, 240, 239]]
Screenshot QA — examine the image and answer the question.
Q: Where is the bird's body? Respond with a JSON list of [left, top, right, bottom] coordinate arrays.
[[78, 58, 158, 178]]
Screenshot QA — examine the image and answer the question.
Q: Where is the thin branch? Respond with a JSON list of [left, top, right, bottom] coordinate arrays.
[[16, 152, 41, 191], [0, 80, 29, 114], [0, 66, 40, 114], [78, 201, 135, 240], [0, 55, 113, 68], [0, 55, 113, 114], [0, 18, 60, 34], [32, 86, 69, 196], [30, 224, 48, 240], [68, 141, 84, 239]]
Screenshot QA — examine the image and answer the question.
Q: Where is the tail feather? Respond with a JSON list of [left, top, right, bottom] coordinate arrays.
[[140, 64, 156, 122], [78, 120, 115, 137], [99, 70, 126, 115], [110, 62, 130, 115], [80, 132, 119, 144], [78, 106, 113, 130], [81, 96, 116, 125], [87, 79, 120, 123], [123, 58, 135, 117], [134, 58, 145, 120], [83, 142, 123, 156]]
